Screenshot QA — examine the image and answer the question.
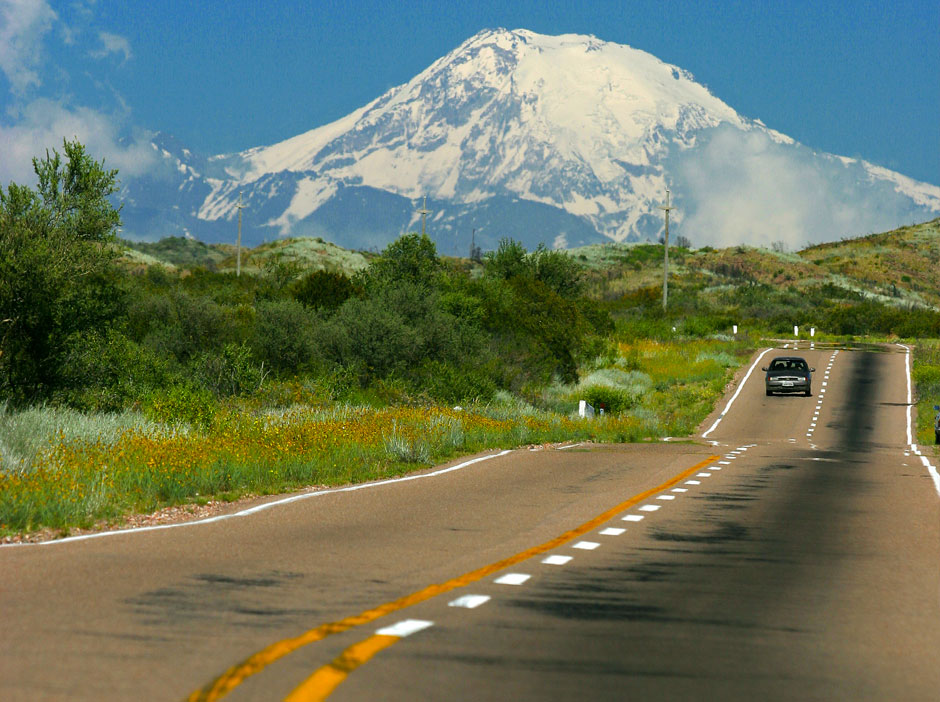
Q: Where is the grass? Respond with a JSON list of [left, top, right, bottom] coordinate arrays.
[[0, 338, 749, 537], [912, 340, 940, 448]]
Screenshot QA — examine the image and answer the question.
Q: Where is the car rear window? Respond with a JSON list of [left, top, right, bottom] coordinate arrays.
[[770, 359, 807, 370]]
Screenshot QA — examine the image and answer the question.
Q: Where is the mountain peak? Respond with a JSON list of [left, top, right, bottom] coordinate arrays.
[[231, 27, 748, 241], [123, 29, 940, 250]]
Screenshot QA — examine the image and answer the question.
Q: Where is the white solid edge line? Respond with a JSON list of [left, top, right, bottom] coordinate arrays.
[[20, 449, 515, 548], [900, 344, 940, 497], [902, 343, 914, 447], [702, 347, 774, 438]]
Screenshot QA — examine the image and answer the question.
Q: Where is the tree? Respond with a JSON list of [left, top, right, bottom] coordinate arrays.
[[0, 139, 122, 402], [484, 238, 530, 281], [359, 233, 443, 290]]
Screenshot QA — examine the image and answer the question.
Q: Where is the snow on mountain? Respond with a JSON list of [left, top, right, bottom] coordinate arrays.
[[230, 28, 748, 243], [118, 28, 940, 251]]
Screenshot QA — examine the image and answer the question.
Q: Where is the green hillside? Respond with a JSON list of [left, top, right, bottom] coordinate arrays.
[[121, 235, 372, 275], [572, 218, 940, 307]]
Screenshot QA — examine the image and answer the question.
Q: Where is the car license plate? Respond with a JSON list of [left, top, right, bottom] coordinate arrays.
[[782, 381, 794, 387]]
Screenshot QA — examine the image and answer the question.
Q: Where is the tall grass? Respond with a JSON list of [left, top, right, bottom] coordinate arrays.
[[0, 402, 168, 475]]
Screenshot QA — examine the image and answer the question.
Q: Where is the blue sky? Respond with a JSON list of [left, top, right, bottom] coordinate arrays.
[[1, 0, 937, 186]]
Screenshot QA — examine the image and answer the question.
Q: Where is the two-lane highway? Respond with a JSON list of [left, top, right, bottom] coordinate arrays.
[[1, 345, 938, 701]]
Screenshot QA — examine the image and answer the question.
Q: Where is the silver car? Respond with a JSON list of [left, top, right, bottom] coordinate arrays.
[[762, 356, 814, 396]]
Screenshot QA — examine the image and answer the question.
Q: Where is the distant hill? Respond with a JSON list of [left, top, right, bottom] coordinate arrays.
[[121, 219, 940, 314], [574, 217, 940, 309], [120, 235, 372, 275]]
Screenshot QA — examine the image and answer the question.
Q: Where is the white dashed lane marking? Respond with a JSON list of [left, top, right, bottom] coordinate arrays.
[[542, 555, 573, 565], [573, 541, 600, 550], [600, 527, 625, 535], [685, 480, 701, 485], [657, 495, 676, 501], [638, 505, 661, 512], [376, 619, 434, 637], [494, 573, 531, 585], [623, 514, 645, 522], [448, 595, 491, 609], [672, 488, 688, 493]]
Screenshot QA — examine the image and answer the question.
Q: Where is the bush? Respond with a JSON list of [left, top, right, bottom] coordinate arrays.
[[318, 283, 483, 383], [251, 299, 318, 375], [144, 383, 218, 429], [411, 360, 497, 404], [57, 329, 175, 411], [191, 343, 265, 397], [291, 269, 357, 311], [581, 385, 636, 414]]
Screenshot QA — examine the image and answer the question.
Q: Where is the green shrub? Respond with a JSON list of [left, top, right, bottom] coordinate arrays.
[[58, 329, 175, 411], [412, 360, 497, 404], [913, 364, 940, 387], [291, 269, 357, 311], [251, 299, 318, 375], [581, 385, 636, 414], [191, 343, 265, 397], [144, 384, 218, 429]]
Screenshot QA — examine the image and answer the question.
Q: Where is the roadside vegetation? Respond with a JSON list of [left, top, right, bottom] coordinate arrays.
[[912, 340, 940, 447], [1, 141, 939, 538]]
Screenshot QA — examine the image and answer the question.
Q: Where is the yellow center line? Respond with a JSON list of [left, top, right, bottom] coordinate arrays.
[[283, 634, 400, 702], [186, 454, 719, 702]]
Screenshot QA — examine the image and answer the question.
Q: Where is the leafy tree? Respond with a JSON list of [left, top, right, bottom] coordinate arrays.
[[360, 233, 443, 289], [0, 139, 122, 402], [484, 239, 585, 298], [530, 244, 585, 298], [484, 238, 530, 281]]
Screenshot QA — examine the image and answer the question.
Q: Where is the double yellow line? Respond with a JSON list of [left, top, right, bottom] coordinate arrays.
[[187, 454, 719, 701]]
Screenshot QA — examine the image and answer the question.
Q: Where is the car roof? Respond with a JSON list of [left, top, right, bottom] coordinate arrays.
[[770, 356, 807, 361]]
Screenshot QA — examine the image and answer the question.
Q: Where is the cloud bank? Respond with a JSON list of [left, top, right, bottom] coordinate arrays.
[[0, 99, 156, 184], [667, 126, 939, 250]]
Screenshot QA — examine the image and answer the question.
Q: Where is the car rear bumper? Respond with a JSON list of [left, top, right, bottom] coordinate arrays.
[[766, 379, 810, 393]]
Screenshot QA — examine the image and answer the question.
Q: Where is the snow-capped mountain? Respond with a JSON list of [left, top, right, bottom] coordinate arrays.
[[119, 28, 940, 251]]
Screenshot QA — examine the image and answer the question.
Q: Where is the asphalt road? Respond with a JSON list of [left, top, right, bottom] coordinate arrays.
[[1, 344, 938, 701]]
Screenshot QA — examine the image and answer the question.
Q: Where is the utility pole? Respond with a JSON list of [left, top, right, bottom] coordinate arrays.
[[658, 189, 674, 311], [235, 192, 246, 277], [417, 196, 431, 237]]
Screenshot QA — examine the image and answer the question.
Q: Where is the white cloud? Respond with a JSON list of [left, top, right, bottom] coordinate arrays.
[[91, 30, 131, 62], [0, 0, 57, 93], [669, 125, 937, 249], [0, 98, 156, 185]]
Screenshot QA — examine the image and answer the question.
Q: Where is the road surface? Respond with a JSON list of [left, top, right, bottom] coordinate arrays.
[[1, 344, 938, 701]]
